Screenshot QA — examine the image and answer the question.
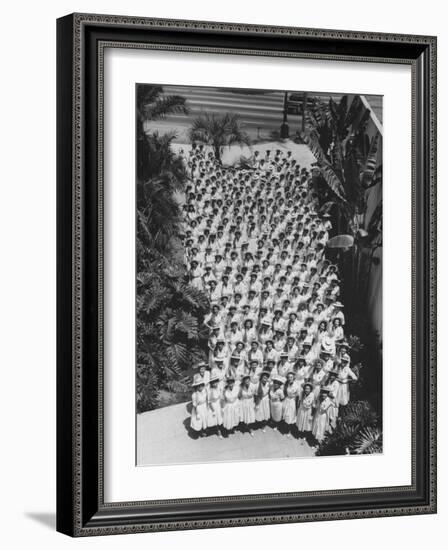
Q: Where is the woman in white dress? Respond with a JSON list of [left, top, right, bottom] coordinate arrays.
[[238, 374, 256, 436], [326, 370, 340, 417], [312, 387, 336, 442], [242, 319, 257, 351], [264, 340, 278, 364], [286, 335, 299, 362], [227, 321, 243, 349], [282, 371, 300, 436], [310, 359, 327, 404], [247, 341, 264, 368], [269, 375, 285, 430], [264, 358, 276, 377], [190, 379, 208, 437], [288, 312, 302, 338], [300, 341, 315, 364], [254, 371, 271, 431], [212, 339, 228, 364], [258, 322, 274, 346], [336, 353, 358, 406], [290, 288, 302, 312], [330, 317, 344, 343], [294, 357, 310, 392], [226, 355, 242, 385], [248, 359, 263, 384], [206, 376, 223, 438], [273, 328, 287, 352], [189, 260, 204, 290], [222, 377, 241, 434], [276, 352, 289, 378], [336, 340, 350, 362], [194, 362, 210, 388], [315, 320, 329, 351], [232, 340, 247, 363], [210, 357, 227, 392], [296, 382, 315, 434]]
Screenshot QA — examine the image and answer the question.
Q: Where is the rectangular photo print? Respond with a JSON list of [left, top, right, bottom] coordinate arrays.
[[136, 84, 383, 466]]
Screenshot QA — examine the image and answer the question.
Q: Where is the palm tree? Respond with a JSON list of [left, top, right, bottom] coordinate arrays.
[[136, 85, 189, 254], [302, 95, 382, 229], [135, 85, 211, 412], [137, 131, 187, 254], [137, 85, 188, 181], [189, 112, 250, 162]]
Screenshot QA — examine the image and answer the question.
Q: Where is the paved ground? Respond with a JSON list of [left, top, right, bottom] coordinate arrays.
[[137, 402, 315, 466]]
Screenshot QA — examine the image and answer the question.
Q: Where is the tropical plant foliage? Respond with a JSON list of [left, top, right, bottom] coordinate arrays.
[[302, 95, 382, 238], [316, 400, 382, 456], [136, 85, 210, 413], [136, 256, 209, 413], [137, 85, 188, 182], [303, 95, 383, 311], [189, 112, 251, 162]]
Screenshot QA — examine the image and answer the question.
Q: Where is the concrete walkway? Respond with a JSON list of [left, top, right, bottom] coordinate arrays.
[[137, 402, 315, 466]]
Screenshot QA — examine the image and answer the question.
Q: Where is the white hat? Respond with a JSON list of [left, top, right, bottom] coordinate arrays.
[[192, 375, 205, 387]]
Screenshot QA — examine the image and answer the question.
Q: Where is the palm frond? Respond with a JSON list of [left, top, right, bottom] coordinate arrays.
[[368, 201, 382, 234], [340, 400, 378, 429], [352, 426, 383, 454], [143, 94, 189, 121], [318, 201, 336, 215], [188, 112, 251, 159], [174, 311, 198, 339], [319, 164, 347, 202], [360, 132, 380, 187], [301, 131, 345, 200]]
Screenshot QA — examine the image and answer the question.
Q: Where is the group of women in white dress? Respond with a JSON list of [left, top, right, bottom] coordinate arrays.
[[183, 144, 358, 444]]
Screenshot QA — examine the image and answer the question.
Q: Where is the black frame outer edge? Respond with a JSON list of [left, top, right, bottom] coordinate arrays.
[[56, 14, 75, 537], [56, 13, 436, 537]]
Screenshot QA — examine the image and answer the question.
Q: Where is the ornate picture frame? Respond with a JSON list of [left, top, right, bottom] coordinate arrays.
[[56, 13, 437, 536]]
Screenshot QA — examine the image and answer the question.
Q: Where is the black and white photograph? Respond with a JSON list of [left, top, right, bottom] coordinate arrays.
[[136, 84, 383, 466], [0, 0, 441, 544]]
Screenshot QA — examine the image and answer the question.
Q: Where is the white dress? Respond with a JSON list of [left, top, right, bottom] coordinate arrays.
[[282, 381, 299, 424], [190, 267, 204, 290], [259, 330, 274, 346], [312, 397, 335, 441], [254, 382, 271, 422], [265, 348, 279, 363], [206, 387, 223, 426], [331, 325, 344, 341], [210, 366, 227, 392], [270, 388, 284, 422], [295, 366, 309, 392], [296, 392, 314, 432], [239, 385, 256, 424], [243, 327, 257, 350], [222, 387, 241, 429], [228, 329, 243, 348], [311, 370, 326, 403], [190, 389, 208, 431], [277, 361, 289, 379], [337, 365, 357, 406], [327, 379, 340, 415]]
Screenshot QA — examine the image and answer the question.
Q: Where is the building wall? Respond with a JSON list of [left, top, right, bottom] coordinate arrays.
[[347, 95, 383, 340]]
